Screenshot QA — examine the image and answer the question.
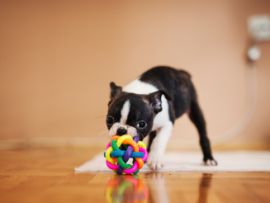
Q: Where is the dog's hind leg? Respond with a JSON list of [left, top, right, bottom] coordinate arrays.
[[147, 131, 156, 152], [188, 100, 217, 165]]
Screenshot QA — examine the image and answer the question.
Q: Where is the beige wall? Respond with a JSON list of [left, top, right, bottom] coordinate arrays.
[[0, 0, 270, 149]]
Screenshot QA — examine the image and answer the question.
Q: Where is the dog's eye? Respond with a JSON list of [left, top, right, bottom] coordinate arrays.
[[106, 116, 114, 125], [136, 121, 147, 129]]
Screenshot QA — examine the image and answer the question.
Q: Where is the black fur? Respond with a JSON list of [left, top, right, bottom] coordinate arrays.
[[147, 131, 156, 152], [140, 66, 192, 122]]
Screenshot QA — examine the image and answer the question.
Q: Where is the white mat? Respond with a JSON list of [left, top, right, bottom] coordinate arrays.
[[75, 151, 270, 172]]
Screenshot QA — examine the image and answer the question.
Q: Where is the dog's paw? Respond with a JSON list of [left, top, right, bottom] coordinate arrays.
[[202, 157, 218, 166], [147, 152, 164, 170]]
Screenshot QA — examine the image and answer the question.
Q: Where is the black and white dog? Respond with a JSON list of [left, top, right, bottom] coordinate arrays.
[[106, 66, 217, 170]]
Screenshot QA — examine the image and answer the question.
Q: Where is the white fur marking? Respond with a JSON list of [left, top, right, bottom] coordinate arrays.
[[123, 78, 158, 94], [108, 100, 136, 138], [109, 123, 120, 137], [120, 100, 130, 125]]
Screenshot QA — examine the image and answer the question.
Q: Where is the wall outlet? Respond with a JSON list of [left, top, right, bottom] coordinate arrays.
[[248, 15, 270, 42]]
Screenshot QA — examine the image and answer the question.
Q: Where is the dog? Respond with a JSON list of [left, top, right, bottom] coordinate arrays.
[[106, 66, 217, 170]]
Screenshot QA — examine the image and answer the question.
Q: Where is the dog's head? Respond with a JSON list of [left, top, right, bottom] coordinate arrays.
[[106, 82, 171, 140]]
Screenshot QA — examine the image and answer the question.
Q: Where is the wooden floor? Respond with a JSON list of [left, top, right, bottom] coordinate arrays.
[[0, 148, 270, 203]]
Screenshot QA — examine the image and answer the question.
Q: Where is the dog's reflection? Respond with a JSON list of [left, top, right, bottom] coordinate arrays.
[[197, 173, 213, 203], [104, 172, 213, 203], [105, 174, 148, 203], [145, 172, 170, 203]]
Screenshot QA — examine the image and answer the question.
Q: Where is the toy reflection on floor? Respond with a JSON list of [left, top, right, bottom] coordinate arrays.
[[104, 135, 148, 174], [105, 175, 148, 203], [104, 172, 213, 203]]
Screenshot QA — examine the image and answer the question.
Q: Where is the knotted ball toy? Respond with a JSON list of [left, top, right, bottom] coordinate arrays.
[[104, 135, 148, 174]]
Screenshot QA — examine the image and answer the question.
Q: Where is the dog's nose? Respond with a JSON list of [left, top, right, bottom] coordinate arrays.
[[116, 128, 127, 136]]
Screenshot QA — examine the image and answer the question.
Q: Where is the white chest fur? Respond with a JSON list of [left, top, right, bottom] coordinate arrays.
[[123, 79, 170, 130]]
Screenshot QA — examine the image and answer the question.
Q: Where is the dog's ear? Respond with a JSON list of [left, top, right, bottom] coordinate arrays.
[[146, 90, 171, 113], [109, 82, 122, 105]]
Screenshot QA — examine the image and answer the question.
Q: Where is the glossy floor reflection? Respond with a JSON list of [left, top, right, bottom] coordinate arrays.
[[103, 172, 214, 203], [0, 149, 270, 203]]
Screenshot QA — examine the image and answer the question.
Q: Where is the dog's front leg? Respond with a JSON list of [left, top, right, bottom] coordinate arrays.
[[147, 122, 173, 170]]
